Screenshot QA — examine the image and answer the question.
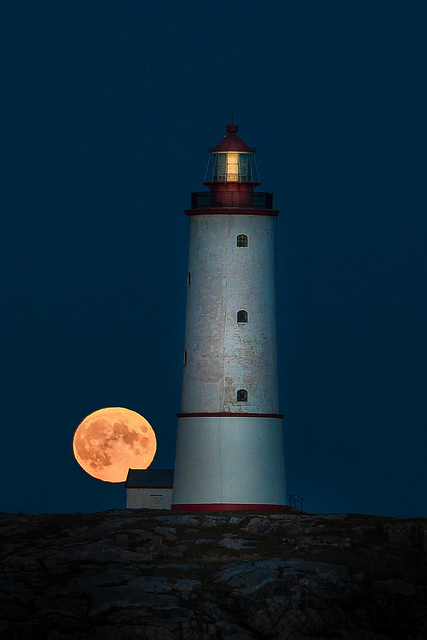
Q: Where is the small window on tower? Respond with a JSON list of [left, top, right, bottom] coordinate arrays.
[[237, 389, 248, 402], [188, 272, 191, 286], [237, 234, 248, 247], [237, 310, 248, 323], [183, 350, 188, 365]]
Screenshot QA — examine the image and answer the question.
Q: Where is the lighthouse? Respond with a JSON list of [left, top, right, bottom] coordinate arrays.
[[171, 124, 286, 512]]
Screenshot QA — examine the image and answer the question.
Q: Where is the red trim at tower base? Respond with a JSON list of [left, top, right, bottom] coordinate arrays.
[[171, 503, 289, 513]]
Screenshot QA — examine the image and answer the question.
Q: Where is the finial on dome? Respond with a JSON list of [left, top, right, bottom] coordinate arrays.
[[226, 124, 238, 133]]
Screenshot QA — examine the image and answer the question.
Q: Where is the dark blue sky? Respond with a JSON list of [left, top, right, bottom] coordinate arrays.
[[1, 1, 426, 517]]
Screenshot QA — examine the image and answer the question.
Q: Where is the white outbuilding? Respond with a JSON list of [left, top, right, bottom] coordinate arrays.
[[125, 469, 174, 509]]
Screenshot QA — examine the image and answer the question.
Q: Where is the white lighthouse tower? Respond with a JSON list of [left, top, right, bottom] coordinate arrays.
[[172, 124, 286, 512]]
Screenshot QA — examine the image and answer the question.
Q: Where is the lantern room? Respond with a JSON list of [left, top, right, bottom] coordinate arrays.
[[201, 124, 262, 209], [208, 124, 258, 183]]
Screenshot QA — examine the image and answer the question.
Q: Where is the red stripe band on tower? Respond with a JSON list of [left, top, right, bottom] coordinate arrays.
[[171, 503, 290, 512], [185, 208, 279, 216], [177, 412, 284, 419]]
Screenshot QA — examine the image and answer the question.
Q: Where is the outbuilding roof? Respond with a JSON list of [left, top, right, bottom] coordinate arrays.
[[125, 468, 174, 488], [209, 124, 256, 153]]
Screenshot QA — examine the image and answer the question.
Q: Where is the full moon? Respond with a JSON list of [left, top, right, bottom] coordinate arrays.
[[73, 407, 157, 483]]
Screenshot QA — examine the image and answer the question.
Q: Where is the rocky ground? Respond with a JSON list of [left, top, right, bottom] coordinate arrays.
[[0, 509, 426, 639]]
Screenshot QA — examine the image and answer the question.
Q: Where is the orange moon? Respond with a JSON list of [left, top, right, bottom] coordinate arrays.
[[73, 407, 156, 483]]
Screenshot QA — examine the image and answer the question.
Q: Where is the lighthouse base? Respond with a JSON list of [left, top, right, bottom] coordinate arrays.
[[171, 415, 286, 511]]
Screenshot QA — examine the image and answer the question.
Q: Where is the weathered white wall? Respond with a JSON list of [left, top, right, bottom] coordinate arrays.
[[172, 415, 286, 505], [126, 489, 173, 509], [181, 214, 279, 414]]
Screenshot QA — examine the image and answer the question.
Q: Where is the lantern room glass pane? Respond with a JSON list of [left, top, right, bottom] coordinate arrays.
[[212, 153, 227, 181], [239, 154, 253, 181], [227, 153, 239, 181]]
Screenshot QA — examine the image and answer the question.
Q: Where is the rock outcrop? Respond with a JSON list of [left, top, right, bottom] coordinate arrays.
[[0, 510, 426, 639]]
